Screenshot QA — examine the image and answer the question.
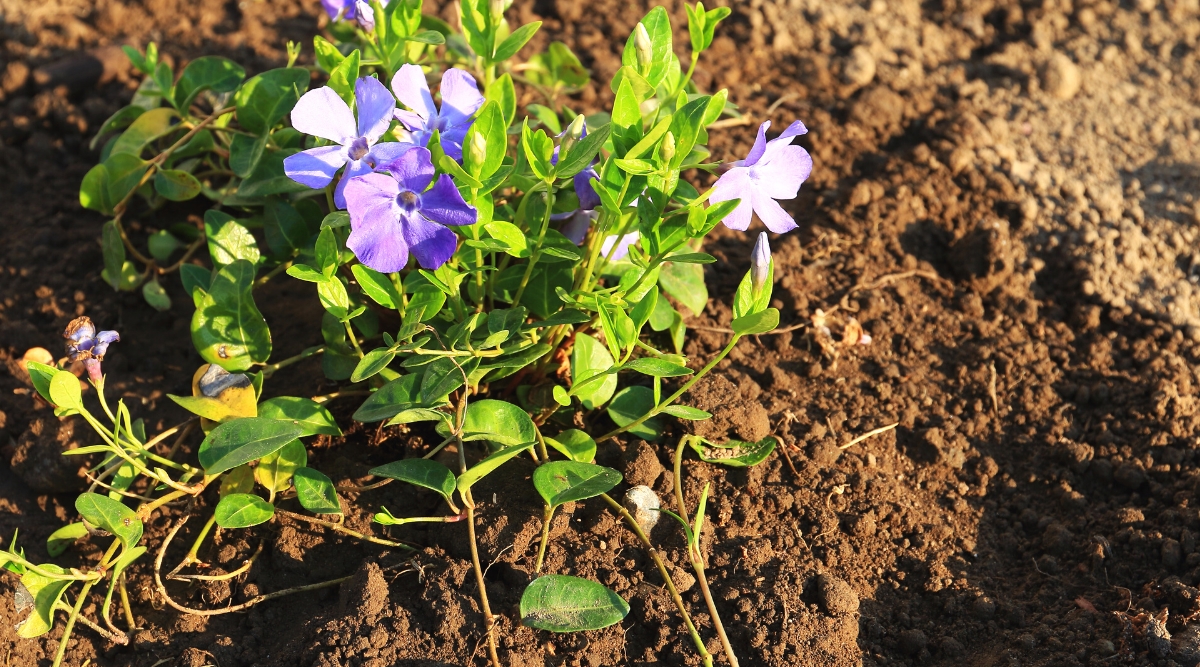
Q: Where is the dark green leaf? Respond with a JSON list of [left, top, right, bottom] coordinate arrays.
[[607, 386, 661, 440], [230, 133, 267, 178], [457, 442, 536, 494], [352, 348, 396, 383], [101, 220, 126, 290], [147, 229, 182, 261], [369, 459, 456, 504], [111, 107, 179, 156], [173, 56, 246, 110], [293, 467, 342, 514], [191, 260, 271, 371], [153, 169, 201, 201], [214, 493, 274, 528], [623, 357, 692, 378], [75, 493, 142, 548], [235, 68, 309, 135], [197, 417, 305, 474], [520, 575, 630, 632], [89, 105, 145, 151], [532, 461, 622, 508], [239, 148, 309, 198], [142, 279, 171, 311], [353, 374, 422, 422], [180, 264, 212, 299]]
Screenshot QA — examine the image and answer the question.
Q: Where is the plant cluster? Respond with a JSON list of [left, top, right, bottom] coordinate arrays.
[[14, 1, 813, 665]]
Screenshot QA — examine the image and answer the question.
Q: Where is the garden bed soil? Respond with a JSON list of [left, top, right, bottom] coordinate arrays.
[[3, 0, 1200, 665]]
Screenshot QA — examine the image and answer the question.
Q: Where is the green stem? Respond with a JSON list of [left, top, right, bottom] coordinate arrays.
[[596, 333, 742, 443], [534, 505, 554, 573], [260, 346, 325, 377], [512, 189, 555, 306], [344, 320, 366, 359], [52, 581, 94, 667], [275, 510, 413, 550]]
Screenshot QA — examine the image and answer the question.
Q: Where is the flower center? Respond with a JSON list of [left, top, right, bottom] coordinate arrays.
[[432, 115, 448, 132], [396, 190, 420, 212], [348, 136, 370, 162]]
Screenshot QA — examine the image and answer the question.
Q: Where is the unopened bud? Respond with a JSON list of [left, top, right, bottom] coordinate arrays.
[[559, 114, 586, 157], [489, 0, 506, 22], [751, 231, 771, 294], [469, 131, 488, 166], [634, 23, 654, 72], [659, 131, 676, 163]]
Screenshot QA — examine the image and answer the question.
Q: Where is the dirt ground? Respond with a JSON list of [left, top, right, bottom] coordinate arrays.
[[3, 0, 1200, 665]]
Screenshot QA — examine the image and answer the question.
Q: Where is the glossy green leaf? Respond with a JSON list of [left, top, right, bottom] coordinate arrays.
[[197, 417, 304, 474], [370, 459, 457, 504], [533, 461, 622, 508], [49, 370, 82, 412], [686, 435, 777, 467], [235, 67, 309, 135], [16, 565, 71, 638], [555, 123, 611, 179], [230, 133, 268, 178], [180, 263, 211, 298], [658, 260, 707, 316], [353, 374, 422, 422], [571, 333, 616, 409], [239, 148, 310, 198], [352, 347, 396, 383], [544, 429, 596, 463], [254, 439, 307, 493], [623, 357, 692, 378], [90, 104, 144, 150], [456, 442, 536, 495], [214, 493, 275, 528], [173, 56, 245, 110], [75, 493, 143, 548], [192, 260, 271, 371], [257, 396, 342, 436], [492, 21, 541, 62], [46, 522, 88, 558], [458, 399, 537, 447], [326, 49, 360, 104], [520, 575, 629, 632], [620, 6, 673, 88], [25, 361, 56, 404], [731, 307, 779, 335], [352, 264, 401, 308], [607, 386, 662, 440], [111, 107, 179, 156], [205, 210, 260, 268], [293, 467, 342, 514], [485, 73, 516, 126]]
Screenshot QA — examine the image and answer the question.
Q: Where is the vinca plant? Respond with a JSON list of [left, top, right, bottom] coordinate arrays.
[[12, 1, 812, 665]]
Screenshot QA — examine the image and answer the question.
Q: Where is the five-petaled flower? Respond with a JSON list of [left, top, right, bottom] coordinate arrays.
[[283, 77, 413, 209], [709, 120, 813, 234], [391, 64, 483, 162], [343, 147, 478, 272], [64, 316, 119, 382], [321, 0, 383, 29]]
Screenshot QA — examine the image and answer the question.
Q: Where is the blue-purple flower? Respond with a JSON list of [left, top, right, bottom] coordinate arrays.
[[321, 0, 383, 29], [64, 316, 119, 382], [283, 77, 413, 209], [390, 64, 483, 162], [343, 147, 478, 272], [750, 231, 770, 293], [710, 120, 813, 234]]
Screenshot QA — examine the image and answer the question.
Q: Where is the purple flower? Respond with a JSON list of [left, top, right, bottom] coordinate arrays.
[[550, 119, 601, 212], [557, 209, 598, 246], [750, 231, 770, 293], [600, 231, 639, 262], [390, 64, 483, 162], [709, 120, 813, 234], [343, 147, 477, 272], [322, 0, 385, 29], [64, 316, 119, 382], [283, 77, 413, 209]]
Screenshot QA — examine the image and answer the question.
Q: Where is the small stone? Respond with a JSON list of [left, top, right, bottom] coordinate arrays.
[[842, 46, 876, 87], [623, 486, 660, 534], [899, 629, 927, 656], [1174, 624, 1200, 666], [1042, 523, 1073, 554], [1147, 615, 1171, 657], [940, 637, 964, 657], [1113, 463, 1146, 490], [1093, 638, 1116, 657], [972, 596, 997, 619], [1042, 53, 1081, 100], [815, 574, 859, 616]]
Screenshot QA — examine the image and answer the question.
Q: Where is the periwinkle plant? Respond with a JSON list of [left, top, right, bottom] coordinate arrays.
[[21, 2, 814, 666]]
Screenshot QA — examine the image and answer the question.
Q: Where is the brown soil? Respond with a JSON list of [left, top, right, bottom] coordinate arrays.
[[3, 0, 1200, 665]]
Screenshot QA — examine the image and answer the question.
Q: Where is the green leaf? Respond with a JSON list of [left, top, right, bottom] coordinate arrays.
[[660, 405, 712, 420], [191, 260, 271, 371], [686, 435, 777, 467], [463, 101, 506, 180], [89, 105, 145, 151], [731, 307, 779, 335], [318, 277, 351, 316], [255, 439, 307, 493], [369, 459, 456, 505], [407, 284, 447, 322], [46, 522, 88, 558], [556, 123, 611, 178], [197, 417, 305, 474], [326, 49, 360, 104], [457, 399, 537, 447], [205, 210, 260, 268], [533, 461, 622, 508], [520, 575, 630, 632], [623, 357, 692, 378], [17, 565, 71, 638], [264, 198, 313, 256], [420, 356, 471, 403], [147, 229, 182, 261], [180, 264, 211, 298], [25, 361, 56, 404], [614, 158, 655, 175], [492, 21, 541, 62], [239, 148, 310, 198], [607, 386, 662, 440], [214, 493, 275, 528], [353, 374, 422, 422], [49, 370, 82, 412], [485, 220, 529, 257], [257, 396, 342, 436], [75, 493, 143, 548], [220, 464, 256, 496], [571, 333, 616, 409], [407, 29, 446, 44], [313, 35, 345, 72], [293, 467, 342, 514], [352, 264, 401, 308], [142, 279, 171, 312], [485, 73, 517, 127], [659, 260, 708, 316], [235, 67, 309, 135], [620, 6, 673, 88], [352, 348, 396, 383], [544, 429, 597, 463], [111, 107, 179, 156], [230, 133, 267, 178], [100, 220, 126, 289], [701, 7, 732, 51], [315, 226, 339, 275], [665, 252, 716, 264], [456, 442, 536, 495], [173, 56, 245, 110]]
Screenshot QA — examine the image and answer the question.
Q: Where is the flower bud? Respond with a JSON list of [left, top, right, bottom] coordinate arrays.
[[560, 114, 586, 157], [659, 131, 676, 163], [623, 485, 660, 534], [489, 0, 506, 23], [751, 231, 770, 294], [468, 130, 488, 167], [634, 23, 654, 72]]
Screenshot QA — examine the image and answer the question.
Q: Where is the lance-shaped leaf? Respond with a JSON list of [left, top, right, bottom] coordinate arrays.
[[370, 459, 457, 507], [353, 374, 422, 422], [520, 575, 630, 632], [197, 417, 304, 474], [533, 462, 622, 509], [75, 493, 143, 548], [214, 493, 275, 528]]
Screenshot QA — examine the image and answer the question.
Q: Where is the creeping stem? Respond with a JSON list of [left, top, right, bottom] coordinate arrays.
[[599, 493, 713, 667], [512, 189, 556, 306], [534, 504, 554, 573], [52, 581, 95, 667], [674, 440, 739, 667]]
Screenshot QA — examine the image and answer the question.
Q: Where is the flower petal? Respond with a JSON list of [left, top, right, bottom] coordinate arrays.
[[709, 167, 753, 231], [355, 76, 396, 143], [574, 166, 601, 210], [438, 68, 484, 127], [367, 141, 416, 167], [752, 144, 813, 200], [394, 109, 427, 133], [354, 0, 374, 29], [403, 213, 459, 269], [335, 158, 374, 209], [751, 190, 799, 234], [743, 120, 771, 167], [420, 174, 477, 227], [776, 119, 808, 141], [600, 231, 640, 261], [284, 145, 347, 189], [559, 209, 596, 245], [93, 330, 120, 358], [438, 124, 469, 162], [379, 146, 435, 193], [346, 174, 409, 273], [290, 87, 356, 144], [390, 64, 437, 124]]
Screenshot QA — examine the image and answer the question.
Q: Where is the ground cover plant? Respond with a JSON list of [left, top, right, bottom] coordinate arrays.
[[8, 2, 811, 665]]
